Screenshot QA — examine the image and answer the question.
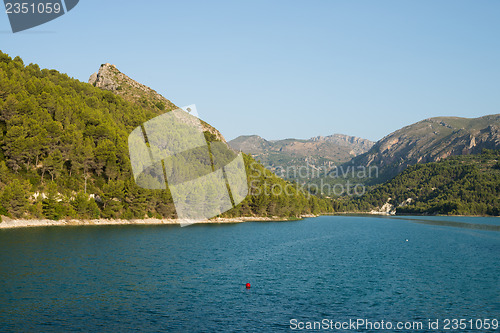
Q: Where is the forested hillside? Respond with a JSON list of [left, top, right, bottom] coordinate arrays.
[[337, 150, 500, 216], [0, 51, 331, 220]]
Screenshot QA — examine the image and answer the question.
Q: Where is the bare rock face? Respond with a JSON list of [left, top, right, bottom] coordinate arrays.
[[89, 64, 119, 90], [310, 134, 375, 155], [89, 63, 168, 99], [88, 72, 97, 86], [88, 63, 227, 143]]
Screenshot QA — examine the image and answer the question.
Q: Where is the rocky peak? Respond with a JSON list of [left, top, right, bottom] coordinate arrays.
[[89, 63, 120, 91], [88, 63, 173, 107], [310, 134, 375, 154], [88, 63, 227, 143]]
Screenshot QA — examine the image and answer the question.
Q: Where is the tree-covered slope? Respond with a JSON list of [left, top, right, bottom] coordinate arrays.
[[338, 149, 500, 216], [0, 51, 331, 220]]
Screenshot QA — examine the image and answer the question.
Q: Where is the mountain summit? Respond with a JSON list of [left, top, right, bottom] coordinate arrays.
[[89, 63, 175, 110], [89, 63, 227, 143]]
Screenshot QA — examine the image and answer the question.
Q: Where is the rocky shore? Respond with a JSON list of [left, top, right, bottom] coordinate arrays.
[[0, 215, 318, 229]]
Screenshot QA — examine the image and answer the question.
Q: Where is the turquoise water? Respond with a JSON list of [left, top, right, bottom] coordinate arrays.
[[0, 216, 499, 332]]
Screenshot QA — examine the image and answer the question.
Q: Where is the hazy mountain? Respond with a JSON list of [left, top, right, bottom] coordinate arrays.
[[309, 134, 374, 155], [350, 114, 500, 183], [229, 134, 374, 174], [229, 135, 272, 154]]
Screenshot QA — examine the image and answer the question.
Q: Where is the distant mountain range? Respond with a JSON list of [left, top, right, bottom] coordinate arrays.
[[232, 115, 500, 188], [91, 63, 500, 190], [228, 134, 374, 175]]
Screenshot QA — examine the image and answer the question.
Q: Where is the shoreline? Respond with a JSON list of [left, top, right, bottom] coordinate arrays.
[[2, 213, 495, 229], [328, 212, 499, 217], [0, 215, 319, 229]]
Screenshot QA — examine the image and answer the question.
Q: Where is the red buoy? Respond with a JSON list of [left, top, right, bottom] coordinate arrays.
[[246, 283, 251, 289]]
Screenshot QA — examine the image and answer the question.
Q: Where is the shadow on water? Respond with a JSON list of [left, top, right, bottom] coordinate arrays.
[[378, 215, 500, 232]]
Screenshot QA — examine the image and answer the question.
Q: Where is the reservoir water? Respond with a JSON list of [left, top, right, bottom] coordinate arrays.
[[0, 216, 499, 332]]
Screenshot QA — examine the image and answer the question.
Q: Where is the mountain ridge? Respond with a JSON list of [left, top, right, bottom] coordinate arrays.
[[229, 134, 374, 176], [89, 63, 227, 143], [349, 114, 500, 183]]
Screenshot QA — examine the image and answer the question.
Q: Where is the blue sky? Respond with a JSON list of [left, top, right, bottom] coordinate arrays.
[[1, 0, 499, 141]]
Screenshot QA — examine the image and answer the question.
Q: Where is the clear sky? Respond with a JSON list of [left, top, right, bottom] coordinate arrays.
[[1, 0, 499, 142]]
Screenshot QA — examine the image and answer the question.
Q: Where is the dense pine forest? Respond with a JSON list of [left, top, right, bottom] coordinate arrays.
[[0, 51, 332, 220], [336, 150, 500, 216]]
